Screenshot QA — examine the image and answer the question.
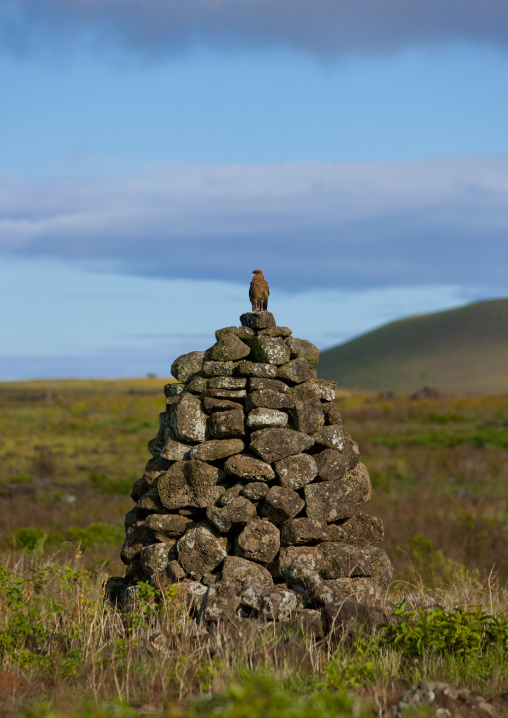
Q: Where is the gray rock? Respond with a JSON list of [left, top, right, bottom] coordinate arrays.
[[241, 482, 269, 500], [250, 336, 291, 366], [240, 311, 276, 330], [246, 407, 288, 430], [171, 351, 205, 382], [249, 377, 289, 393], [257, 326, 292, 337], [202, 361, 234, 377], [234, 361, 278, 378], [215, 325, 255, 342], [177, 523, 227, 580], [285, 337, 320, 367], [327, 514, 384, 545], [281, 563, 334, 606], [319, 543, 392, 588], [247, 389, 294, 410], [206, 496, 257, 532], [157, 460, 223, 509], [240, 584, 298, 621], [224, 453, 275, 481], [260, 486, 305, 524], [137, 485, 165, 512], [170, 393, 208, 443], [289, 398, 324, 434], [140, 541, 177, 576], [217, 483, 244, 506], [203, 397, 243, 412], [274, 453, 318, 490], [392, 681, 496, 718], [279, 546, 324, 574], [209, 334, 251, 362], [235, 519, 280, 564], [185, 375, 208, 394], [189, 438, 245, 461], [250, 427, 314, 463], [310, 424, 349, 450], [322, 402, 342, 425], [204, 388, 247, 401], [304, 463, 372, 521], [143, 513, 194, 539], [160, 436, 194, 462], [280, 518, 328, 546], [277, 358, 314, 384], [222, 556, 273, 586], [207, 376, 247, 390], [202, 580, 243, 621], [165, 382, 185, 397], [314, 448, 349, 481], [209, 409, 245, 439]]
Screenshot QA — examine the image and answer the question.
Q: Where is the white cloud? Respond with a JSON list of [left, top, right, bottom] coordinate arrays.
[[2, 0, 508, 58], [0, 156, 507, 291]]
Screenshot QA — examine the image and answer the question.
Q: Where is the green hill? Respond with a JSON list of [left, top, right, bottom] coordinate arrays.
[[318, 298, 508, 395]]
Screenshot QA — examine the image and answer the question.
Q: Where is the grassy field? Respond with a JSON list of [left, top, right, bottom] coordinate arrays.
[[319, 298, 508, 394], [0, 378, 507, 716]]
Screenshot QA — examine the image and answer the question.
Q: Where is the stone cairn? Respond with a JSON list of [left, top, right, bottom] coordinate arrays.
[[108, 311, 392, 622]]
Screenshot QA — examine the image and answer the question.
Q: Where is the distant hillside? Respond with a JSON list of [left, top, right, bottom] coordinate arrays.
[[318, 299, 508, 395]]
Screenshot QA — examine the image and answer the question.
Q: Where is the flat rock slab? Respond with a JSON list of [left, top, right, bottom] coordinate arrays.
[[143, 513, 194, 538], [249, 377, 289, 393], [327, 513, 384, 545], [304, 463, 372, 521], [202, 361, 234, 377], [246, 408, 289, 430], [250, 427, 314, 463], [207, 376, 247, 390], [234, 361, 278, 378], [224, 453, 275, 481], [275, 452, 318, 490], [215, 326, 255, 341], [319, 543, 393, 587], [190, 438, 245, 461], [203, 397, 242, 412], [280, 518, 328, 546], [235, 519, 280, 564], [247, 389, 294, 410], [257, 326, 292, 337], [240, 311, 276, 330], [277, 358, 314, 384], [171, 351, 205, 382]]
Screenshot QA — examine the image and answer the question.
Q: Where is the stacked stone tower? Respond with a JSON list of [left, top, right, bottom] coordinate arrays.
[[113, 311, 392, 621]]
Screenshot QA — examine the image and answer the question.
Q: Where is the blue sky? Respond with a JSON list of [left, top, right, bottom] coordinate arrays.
[[1, 1, 507, 379]]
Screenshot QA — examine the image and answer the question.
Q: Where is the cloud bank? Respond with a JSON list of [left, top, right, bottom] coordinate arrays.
[[1, 0, 508, 57], [1, 157, 507, 291]]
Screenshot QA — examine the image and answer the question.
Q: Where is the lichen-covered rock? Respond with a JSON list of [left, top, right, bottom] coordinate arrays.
[[170, 393, 208, 443], [144, 513, 194, 539], [281, 563, 334, 606], [322, 402, 342, 425], [304, 463, 372, 521], [249, 377, 289, 393], [209, 409, 245, 439], [234, 361, 278, 378], [327, 514, 384, 545], [167, 560, 186, 582], [289, 398, 324, 434], [311, 424, 349, 450], [160, 437, 194, 461], [177, 523, 227, 580], [215, 326, 255, 342], [246, 408, 289, 430], [240, 311, 276, 330], [235, 519, 280, 564], [185, 375, 208, 394], [241, 482, 269, 500], [143, 456, 172, 483], [279, 546, 324, 574], [314, 448, 350, 481], [165, 382, 185, 397], [202, 361, 234, 377], [120, 523, 154, 564], [203, 397, 243, 412], [157, 460, 223, 509], [222, 556, 273, 585], [202, 580, 243, 621], [224, 453, 275, 481], [204, 388, 247, 401], [257, 326, 292, 337], [189, 438, 245, 461], [319, 543, 393, 587], [277, 358, 314, 384], [260, 486, 305, 524], [250, 427, 314, 463], [247, 389, 294, 410], [137, 486, 165, 512], [274, 452, 318, 490], [391, 681, 496, 718], [217, 484, 244, 506], [207, 376, 247, 390], [209, 334, 251, 362], [171, 351, 205, 382], [285, 337, 320, 367], [140, 541, 177, 576], [206, 496, 257, 532], [280, 518, 328, 546], [250, 336, 291, 366]]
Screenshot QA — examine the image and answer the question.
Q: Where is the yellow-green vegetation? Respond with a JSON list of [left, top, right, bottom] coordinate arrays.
[[319, 298, 508, 394], [0, 378, 508, 716]]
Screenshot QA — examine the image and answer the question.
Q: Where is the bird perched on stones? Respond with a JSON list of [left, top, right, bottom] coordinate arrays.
[[249, 269, 269, 311]]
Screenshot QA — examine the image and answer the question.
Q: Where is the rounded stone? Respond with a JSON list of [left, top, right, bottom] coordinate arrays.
[[235, 519, 280, 564]]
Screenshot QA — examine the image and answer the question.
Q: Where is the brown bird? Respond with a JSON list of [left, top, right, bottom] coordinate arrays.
[[249, 269, 269, 311]]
